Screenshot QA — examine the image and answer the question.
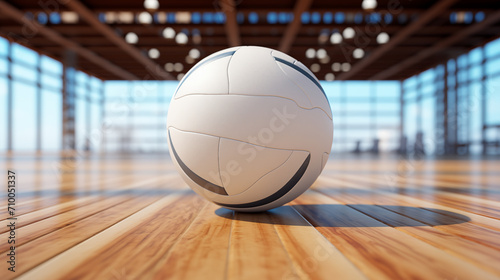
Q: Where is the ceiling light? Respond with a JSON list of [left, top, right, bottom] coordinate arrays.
[[185, 56, 195, 64], [176, 12, 191, 24], [343, 27, 355, 39], [177, 73, 185, 81], [319, 56, 330, 64], [125, 32, 139, 44], [192, 29, 202, 45], [61, 11, 78, 24], [138, 12, 153, 24], [325, 73, 335, 81], [318, 30, 330, 44], [162, 27, 176, 39], [192, 33, 202, 44], [189, 48, 200, 59], [175, 32, 188, 44], [331, 62, 341, 72], [148, 48, 160, 59], [117, 12, 134, 24], [353, 48, 365, 59], [156, 12, 167, 23], [310, 63, 320, 73], [164, 63, 174, 72], [377, 32, 390, 44], [144, 0, 159, 10], [104, 12, 116, 24], [330, 32, 342, 44], [305, 48, 316, 59], [174, 63, 184, 72], [341, 62, 351, 72], [362, 0, 377, 10], [316, 48, 327, 59]]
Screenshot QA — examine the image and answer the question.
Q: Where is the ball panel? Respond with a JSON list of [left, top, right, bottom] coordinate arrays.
[[276, 60, 332, 119], [227, 46, 313, 108], [270, 50, 296, 64], [214, 150, 309, 211], [168, 95, 332, 152], [294, 60, 320, 84], [219, 137, 292, 195], [168, 127, 223, 186], [174, 54, 232, 99]]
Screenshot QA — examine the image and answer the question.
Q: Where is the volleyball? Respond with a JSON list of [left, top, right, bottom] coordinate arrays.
[[167, 46, 333, 212]]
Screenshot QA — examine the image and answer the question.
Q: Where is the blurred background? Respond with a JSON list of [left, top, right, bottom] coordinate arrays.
[[0, 0, 499, 156]]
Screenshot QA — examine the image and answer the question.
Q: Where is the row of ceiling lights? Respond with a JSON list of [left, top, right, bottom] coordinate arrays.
[[124, 27, 201, 45], [319, 62, 355, 81], [326, 29, 389, 45], [309, 62, 352, 73], [146, 47, 201, 61], [126, 27, 389, 48], [141, 0, 379, 15], [306, 47, 363, 62]]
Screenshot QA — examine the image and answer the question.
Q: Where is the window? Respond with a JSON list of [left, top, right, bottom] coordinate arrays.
[[0, 77, 7, 150], [42, 90, 62, 150], [1, 38, 102, 152], [12, 81, 36, 150]]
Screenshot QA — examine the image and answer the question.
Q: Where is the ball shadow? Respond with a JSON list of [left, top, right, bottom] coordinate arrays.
[[214, 204, 470, 227]]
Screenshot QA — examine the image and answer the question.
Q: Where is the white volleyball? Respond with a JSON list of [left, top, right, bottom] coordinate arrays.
[[167, 46, 333, 212]]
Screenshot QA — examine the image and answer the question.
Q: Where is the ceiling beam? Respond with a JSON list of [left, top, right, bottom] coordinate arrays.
[[336, 0, 459, 80], [0, 1, 137, 80], [219, 0, 241, 47], [63, 0, 174, 80], [278, 0, 313, 53], [370, 9, 500, 80]]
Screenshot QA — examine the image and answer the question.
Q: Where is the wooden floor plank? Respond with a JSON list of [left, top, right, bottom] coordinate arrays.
[[5, 195, 161, 279], [149, 203, 233, 280], [0, 195, 133, 253], [16, 193, 185, 280], [343, 173, 500, 219], [0, 196, 100, 235], [227, 211, 297, 280], [0, 173, 145, 221], [292, 191, 499, 280], [379, 205, 500, 250], [350, 204, 500, 277], [57, 193, 206, 280], [269, 206, 368, 280], [0, 195, 75, 221], [317, 176, 500, 231], [310, 177, 500, 276]]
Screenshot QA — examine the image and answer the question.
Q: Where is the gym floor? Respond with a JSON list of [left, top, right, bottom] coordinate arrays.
[[2, 153, 499, 279]]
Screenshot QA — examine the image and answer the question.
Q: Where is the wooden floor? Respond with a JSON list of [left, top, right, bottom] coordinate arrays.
[[1, 153, 500, 280]]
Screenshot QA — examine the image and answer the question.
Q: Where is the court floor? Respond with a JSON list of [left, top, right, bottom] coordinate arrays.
[[1, 153, 500, 279]]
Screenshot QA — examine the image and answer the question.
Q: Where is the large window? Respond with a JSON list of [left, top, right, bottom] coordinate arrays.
[[403, 37, 500, 155], [103, 81, 175, 152], [324, 81, 400, 153], [0, 37, 7, 151], [41, 56, 63, 151], [102, 80, 401, 153], [0, 38, 103, 152]]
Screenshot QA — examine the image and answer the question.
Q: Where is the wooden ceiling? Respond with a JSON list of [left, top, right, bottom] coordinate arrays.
[[1, 0, 499, 81]]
